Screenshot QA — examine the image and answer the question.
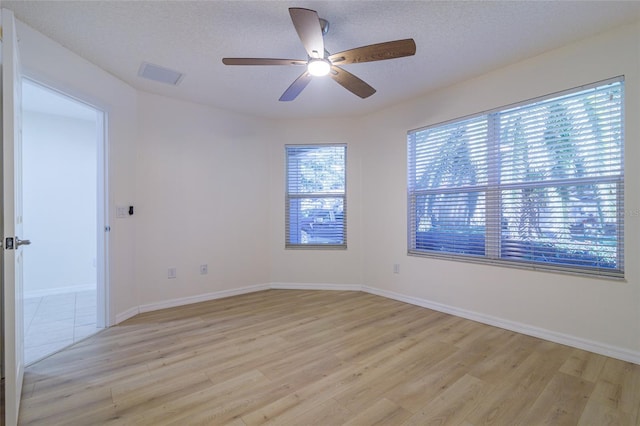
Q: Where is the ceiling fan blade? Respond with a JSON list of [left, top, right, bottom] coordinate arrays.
[[330, 66, 376, 99], [222, 58, 307, 66], [279, 72, 313, 102], [329, 39, 416, 65], [289, 8, 324, 59]]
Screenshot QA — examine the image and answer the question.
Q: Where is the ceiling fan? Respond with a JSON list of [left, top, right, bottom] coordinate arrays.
[[222, 7, 416, 101]]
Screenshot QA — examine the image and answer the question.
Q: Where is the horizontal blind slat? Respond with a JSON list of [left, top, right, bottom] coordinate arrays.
[[286, 145, 347, 247], [408, 78, 623, 277]]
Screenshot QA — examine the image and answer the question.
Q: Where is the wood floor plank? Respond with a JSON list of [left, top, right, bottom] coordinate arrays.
[[132, 369, 269, 425], [438, 340, 572, 424], [111, 371, 214, 416], [401, 373, 492, 426], [27, 362, 152, 405], [578, 399, 633, 426], [385, 345, 489, 413], [466, 332, 540, 384], [559, 349, 608, 382], [241, 335, 450, 424], [240, 360, 367, 425], [341, 398, 411, 426], [520, 371, 595, 425], [285, 397, 352, 426], [333, 340, 459, 414], [585, 357, 640, 423], [19, 386, 117, 425], [16, 289, 640, 425]]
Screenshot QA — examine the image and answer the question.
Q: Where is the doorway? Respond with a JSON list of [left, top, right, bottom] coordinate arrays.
[[21, 80, 107, 365]]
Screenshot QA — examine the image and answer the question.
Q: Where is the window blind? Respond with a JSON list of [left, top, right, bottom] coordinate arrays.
[[286, 145, 347, 248], [408, 78, 624, 278]]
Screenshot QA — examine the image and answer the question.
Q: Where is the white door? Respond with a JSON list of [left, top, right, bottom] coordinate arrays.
[[1, 8, 26, 426]]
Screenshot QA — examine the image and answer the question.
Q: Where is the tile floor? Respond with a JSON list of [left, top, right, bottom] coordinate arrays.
[[23, 289, 100, 365]]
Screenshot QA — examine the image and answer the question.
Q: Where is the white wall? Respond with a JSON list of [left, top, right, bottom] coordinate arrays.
[[22, 110, 96, 295], [134, 93, 271, 308], [16, 21, 138, 323], [360, 22, 640, 359], [268, 118, 364, 287]]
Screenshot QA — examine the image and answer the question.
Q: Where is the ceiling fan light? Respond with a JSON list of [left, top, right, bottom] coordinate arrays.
[[307, 59, 331, 77]]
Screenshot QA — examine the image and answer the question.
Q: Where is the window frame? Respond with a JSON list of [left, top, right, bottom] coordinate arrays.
[[407, 77, 625, 279], [285, 144, 347, 250]]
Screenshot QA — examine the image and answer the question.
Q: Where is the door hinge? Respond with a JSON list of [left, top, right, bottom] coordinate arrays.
[[105, 226, 111, 232]]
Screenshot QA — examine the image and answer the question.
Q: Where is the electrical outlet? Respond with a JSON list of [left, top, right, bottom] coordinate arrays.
[[393, 264, 400, 274], [168, 267, 177, 279], [200, 264, 208, 275]]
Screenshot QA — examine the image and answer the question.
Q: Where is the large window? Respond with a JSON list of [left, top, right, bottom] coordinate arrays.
[[408, 78, 624, 278], [286, 144, 346, 248]]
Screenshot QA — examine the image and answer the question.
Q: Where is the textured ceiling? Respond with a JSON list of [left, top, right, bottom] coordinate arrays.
[[3, 1, 640, 119]]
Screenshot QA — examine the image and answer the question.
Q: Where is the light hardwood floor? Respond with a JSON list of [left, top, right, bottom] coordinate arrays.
[[19, 290, 640, 425]]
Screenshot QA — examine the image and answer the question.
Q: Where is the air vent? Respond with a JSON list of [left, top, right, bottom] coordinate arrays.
[[138, 62, 184, 86]]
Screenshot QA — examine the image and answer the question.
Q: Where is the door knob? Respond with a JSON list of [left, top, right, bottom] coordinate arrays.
[[15, 237, 31, 247]]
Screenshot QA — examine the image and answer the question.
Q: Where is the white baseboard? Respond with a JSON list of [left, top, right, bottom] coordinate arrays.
[[137, 283, 271, 314], [270, 282, 362, 292], [24, 284, 96, 299], [115, 306, 140, 324], [116, 283, 357, 324], [363, 286, 640, 365]]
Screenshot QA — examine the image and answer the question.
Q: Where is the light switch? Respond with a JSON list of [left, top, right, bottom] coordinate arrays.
[[116, 206, 128, 218]]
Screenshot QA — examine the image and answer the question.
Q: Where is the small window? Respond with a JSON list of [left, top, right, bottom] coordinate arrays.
[[286, 144, 346, 248], [407, 78, 624, 278]]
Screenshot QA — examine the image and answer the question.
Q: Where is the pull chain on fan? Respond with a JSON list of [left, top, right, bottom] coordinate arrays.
[[222, 7, 416, 101]]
